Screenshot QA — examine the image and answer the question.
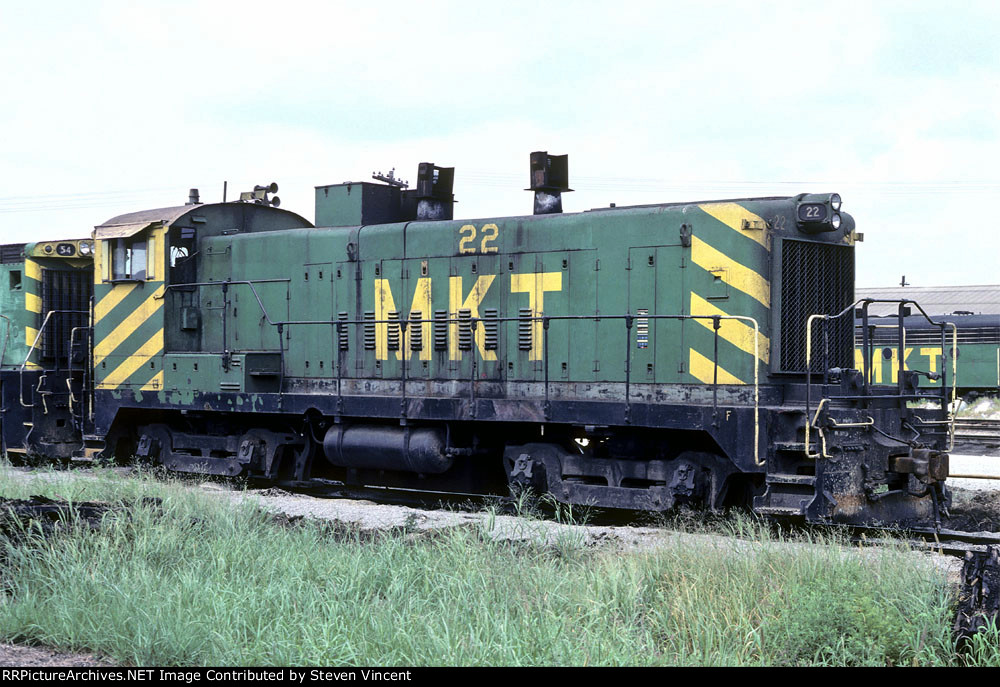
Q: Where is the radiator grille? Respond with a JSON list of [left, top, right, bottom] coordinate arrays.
[[780, 239, 854, 372], [40, 268, 91, 363]]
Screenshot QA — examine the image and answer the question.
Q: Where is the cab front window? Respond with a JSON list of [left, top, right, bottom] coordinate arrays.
[[109, 234, 155, 281]]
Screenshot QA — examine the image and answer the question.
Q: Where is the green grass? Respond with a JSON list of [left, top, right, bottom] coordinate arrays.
[[0, 465, 993, 666]]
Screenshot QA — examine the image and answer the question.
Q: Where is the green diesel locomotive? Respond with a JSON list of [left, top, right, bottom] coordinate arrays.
[[3, 155, 958, 528]]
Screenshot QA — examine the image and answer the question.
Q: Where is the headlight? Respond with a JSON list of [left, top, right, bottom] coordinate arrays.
[[830, 193, 841, 211], [79, 242, 92, 256], [831, 213, 842, 230]]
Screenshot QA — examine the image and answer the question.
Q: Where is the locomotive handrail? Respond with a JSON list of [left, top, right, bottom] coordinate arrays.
[[68, 325, 93, 430], [805, 299, 957, 459], [910, 415, 957, 453], [0, 314, 11, 368], [159, 280, 763, 465], [806, 399, 877, 460], [19, 309, 89, 408]]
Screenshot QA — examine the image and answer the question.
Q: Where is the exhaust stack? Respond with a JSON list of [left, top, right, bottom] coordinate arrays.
[[414, 163, 455, 220], [527, 151, 572, 215]]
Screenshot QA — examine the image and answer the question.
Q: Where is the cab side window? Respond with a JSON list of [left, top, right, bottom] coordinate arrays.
[[169, 227, 196, 286]]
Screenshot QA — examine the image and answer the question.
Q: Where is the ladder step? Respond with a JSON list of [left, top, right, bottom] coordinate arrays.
[[754, 505, 806, 517], [765, 473, 816, 486]]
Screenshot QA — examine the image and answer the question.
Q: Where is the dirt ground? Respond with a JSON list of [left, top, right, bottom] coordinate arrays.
[[0, 643, 113, 667], [946, 487, 1000, 532]]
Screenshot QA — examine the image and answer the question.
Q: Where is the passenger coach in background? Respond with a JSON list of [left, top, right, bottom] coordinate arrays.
[[855, 312, 999, 396]]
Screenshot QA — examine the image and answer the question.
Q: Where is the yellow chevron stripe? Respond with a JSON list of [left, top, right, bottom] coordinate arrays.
[[697, 202, 769, 249], [690, 235, 770, 307], [25, 292, 41, 313], [94, 283, 165, 366], [689, 348, 745, 385], [690, 292, 770, 365], [140, 369, 164, 391], [23, 327, 41, 368], [94, 282, 137, 323], [97, 329, 163, 389], [24, 259, 41, 282]]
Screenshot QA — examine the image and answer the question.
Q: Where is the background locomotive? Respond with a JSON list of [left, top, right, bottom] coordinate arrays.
[[2, 154, 959, 529], [0, 239, 92, 459]]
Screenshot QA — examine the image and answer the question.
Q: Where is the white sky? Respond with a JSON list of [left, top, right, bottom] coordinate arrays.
[[1, 1, 997, 287]]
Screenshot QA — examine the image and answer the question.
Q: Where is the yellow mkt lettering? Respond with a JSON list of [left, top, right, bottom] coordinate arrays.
[[888, 347, 914, 383], [859, 347, 914, 384], [919, 347, 941, 374], [510, 272, 562, 361], [854, 348, 883, 383], [374, 278, 433, 361], [449, 275, 497, 361]]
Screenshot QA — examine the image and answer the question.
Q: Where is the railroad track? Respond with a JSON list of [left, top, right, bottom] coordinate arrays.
[[851, 525, 1000, 557], [8, 464, 1000, 557], [953, 417, 1000, 447], [273, 479, 1000, 555]]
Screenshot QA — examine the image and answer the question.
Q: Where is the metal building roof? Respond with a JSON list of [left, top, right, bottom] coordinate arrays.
[[855, 285, 1000, 316]]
